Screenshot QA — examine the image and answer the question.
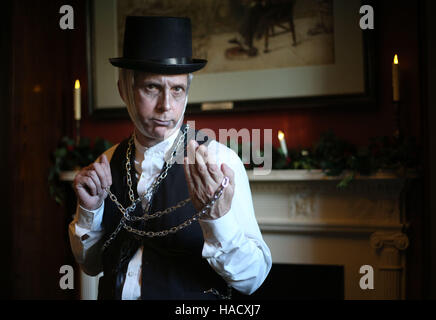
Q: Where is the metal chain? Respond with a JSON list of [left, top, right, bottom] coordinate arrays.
[[103, 175, 228, 250], [105, 125, 188, 219], [122, 177, 229, 238], [125, 198, 191, 222], [102, 125, 189, 250], [101, 125, 230, 251], [203, 285, 233, 300], [102, 216, 126, 252]]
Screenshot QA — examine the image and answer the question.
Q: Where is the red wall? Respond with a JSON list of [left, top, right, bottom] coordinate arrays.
[[79, 1, 423, 150]]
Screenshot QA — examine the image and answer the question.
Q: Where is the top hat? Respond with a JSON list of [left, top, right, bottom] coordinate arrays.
[[109, 16, 207, 74]]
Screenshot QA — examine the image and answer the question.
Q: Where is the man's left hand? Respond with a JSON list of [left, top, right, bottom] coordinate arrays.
[[184, 140, 235, 220]]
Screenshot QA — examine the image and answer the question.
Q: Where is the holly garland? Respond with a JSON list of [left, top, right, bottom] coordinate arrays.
[[48, 136, 113, 205], [232, 129, 421, 188]]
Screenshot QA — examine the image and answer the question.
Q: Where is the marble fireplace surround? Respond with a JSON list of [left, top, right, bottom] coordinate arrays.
[[75, 169, 410, 300], [248, 169, 410, 300]]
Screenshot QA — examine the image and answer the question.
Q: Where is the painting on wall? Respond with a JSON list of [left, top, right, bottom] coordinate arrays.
[[88, 0, 375, 116], [117, 0, 335, 74]]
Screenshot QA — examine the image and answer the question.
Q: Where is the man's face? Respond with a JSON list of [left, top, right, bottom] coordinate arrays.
[[132, 72, 188, 141]]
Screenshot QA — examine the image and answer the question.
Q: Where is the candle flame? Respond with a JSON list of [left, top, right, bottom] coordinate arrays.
[[75, 80, 80, 89], [278, 130, 285, 141], [393, 54, 399, 65]]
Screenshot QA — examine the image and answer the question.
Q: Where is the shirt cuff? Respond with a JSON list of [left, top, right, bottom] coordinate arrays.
[[76, 203, 104, 231], [198, 209, 240, 247]]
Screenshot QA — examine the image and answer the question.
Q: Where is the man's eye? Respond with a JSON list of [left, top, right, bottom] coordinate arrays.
[[146, 84, 158, 90], [173, 87, 184, 93]]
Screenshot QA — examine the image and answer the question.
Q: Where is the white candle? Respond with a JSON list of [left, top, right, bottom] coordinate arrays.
[[278, 130, 288, 157], [392, 54, 400, 102], [74, 80, 81, 120]]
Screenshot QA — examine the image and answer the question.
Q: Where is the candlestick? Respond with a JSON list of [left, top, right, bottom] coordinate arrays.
[[392, 54, 400, 102], [74, 80, 81, 120], [278, 130, 288, 157], [74, 80, 81, 146]]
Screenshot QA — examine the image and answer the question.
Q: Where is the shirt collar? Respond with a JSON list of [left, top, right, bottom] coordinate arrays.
[[133, 127, 181, 159]]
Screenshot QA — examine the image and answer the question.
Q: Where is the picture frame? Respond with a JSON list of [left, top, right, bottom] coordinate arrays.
[[86, 0, 376, 118]]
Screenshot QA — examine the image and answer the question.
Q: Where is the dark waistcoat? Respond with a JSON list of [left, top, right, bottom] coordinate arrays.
[[97, 130, 229, 300]]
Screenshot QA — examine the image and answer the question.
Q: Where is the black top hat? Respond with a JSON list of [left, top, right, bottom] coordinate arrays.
[[109, 16, 207, 74]]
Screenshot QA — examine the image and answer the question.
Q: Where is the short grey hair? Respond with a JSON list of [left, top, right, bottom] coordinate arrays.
[[187, 73, 194, 92]]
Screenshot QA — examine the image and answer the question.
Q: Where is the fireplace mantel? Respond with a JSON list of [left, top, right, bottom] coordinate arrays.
[[246, 169, 412, 300]]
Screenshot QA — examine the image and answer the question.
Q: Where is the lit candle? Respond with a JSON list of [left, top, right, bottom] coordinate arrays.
[[392, 54, 400, 102], [74, 79, 81, 120], [278, 130, 288, 157]]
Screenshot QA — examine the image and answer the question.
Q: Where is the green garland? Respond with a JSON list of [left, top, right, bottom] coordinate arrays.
[[48, 136, 113, 205], [231, 129, 421, 188]]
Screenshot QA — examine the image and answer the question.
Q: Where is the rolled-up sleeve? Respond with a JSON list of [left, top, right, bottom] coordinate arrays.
[[199, 141, 272, 295]]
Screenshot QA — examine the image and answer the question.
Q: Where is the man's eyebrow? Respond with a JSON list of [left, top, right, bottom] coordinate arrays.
[[167, 80, 187, 88], [139, 79, 163, 87], [138, 78, 187, 88], [142, 79, 162, 84]]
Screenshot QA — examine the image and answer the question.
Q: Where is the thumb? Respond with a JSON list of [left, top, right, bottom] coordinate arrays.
[[101, 153, 109, 165]]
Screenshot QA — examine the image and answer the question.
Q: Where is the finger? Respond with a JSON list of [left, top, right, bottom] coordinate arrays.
[[86, 169, 102, 195], [195, 145, 216, 187], [199, 143, 221, 184], [186, 140, 197, 164], [92, 162, 108, 190], [189, 160, 203, 189], [221, 163, 235, 186], [184, 157, 195, 191], [100, 154, 112, 186], [80, 176, 97, 196], [202, 143, 217, 166], [207, 161, 222, 184], [195, 145, 207, 172]]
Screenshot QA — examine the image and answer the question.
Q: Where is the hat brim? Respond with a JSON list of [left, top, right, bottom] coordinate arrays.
[[109, 57, 207, 74]]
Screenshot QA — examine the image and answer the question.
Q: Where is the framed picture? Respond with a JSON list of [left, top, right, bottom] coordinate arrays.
[[87, 0, 376, 117]]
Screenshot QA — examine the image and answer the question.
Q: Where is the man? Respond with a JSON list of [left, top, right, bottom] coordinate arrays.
[[69, 16, 271, 300]]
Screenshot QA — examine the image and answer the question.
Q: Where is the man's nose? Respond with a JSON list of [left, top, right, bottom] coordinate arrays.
[[158, 89, 171, 112]]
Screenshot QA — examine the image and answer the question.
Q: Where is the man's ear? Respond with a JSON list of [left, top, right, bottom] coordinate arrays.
[[117, 80, 126, 103]]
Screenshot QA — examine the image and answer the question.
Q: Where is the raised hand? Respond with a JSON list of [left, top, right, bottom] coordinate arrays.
[[183, 140, 235, 220], [73, 154, 112, 211]]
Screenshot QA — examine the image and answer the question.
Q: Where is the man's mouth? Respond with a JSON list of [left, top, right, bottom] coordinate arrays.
[[152, 119, 171, 126]]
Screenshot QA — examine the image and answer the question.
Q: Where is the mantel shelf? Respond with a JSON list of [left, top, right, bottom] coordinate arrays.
[[246, 169, 415, 182]]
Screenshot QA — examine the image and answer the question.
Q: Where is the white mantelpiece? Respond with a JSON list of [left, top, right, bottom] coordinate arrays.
[[247, 169, 410, 300]]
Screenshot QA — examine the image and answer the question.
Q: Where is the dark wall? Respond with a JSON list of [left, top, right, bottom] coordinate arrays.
[[425, 0, 436, 299], [0, 0, 13, 299], [6, 0, 81, 299]]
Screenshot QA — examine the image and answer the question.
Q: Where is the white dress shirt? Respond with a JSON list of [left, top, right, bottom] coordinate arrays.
[[68, 128, 272, 300]]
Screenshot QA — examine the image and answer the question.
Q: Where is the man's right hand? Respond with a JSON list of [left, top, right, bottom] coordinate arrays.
[[73, 154, 112, 211]]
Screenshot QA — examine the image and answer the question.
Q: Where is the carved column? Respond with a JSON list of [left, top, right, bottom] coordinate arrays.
[[370, 232, 409, 299]]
